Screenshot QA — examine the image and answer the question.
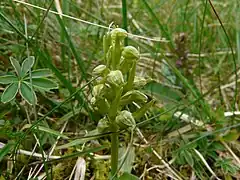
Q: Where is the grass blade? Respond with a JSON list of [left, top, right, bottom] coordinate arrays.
[[122, 0, 128, 45], [21, 124, 69, 139], [55, 12, 87, 83]]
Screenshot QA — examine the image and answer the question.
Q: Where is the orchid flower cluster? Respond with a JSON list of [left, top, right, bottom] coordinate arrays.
[[91, 28, 153, 133]]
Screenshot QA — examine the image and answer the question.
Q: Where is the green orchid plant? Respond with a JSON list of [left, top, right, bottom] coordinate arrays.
[[91, 28, 154, 179], [0, 56, 57, 105]]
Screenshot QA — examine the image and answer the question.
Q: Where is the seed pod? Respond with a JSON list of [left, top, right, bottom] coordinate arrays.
[[116, 110, 136, 130], [103, 32, 111, 63], [106, 70, 125, 87], [120, 90, 148, 105], [97, 117, 110, 133], [93, 65, 108, 76], [122, 46, 140, 60]]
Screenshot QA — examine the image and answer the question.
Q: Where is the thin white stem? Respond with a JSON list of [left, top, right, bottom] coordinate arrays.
[[194, 149, 221, 180], [13, 0, 168, 43]]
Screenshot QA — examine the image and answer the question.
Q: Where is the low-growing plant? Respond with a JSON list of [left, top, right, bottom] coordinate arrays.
[[0, 56, 58, 105], [91, 28, 154, 179]]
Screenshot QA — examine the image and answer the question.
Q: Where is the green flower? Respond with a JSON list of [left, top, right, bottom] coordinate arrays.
[[92, 84, 105, 97], [122, 46, 140, 60], [116, 110, 136, 130], [106, 70, 125, 87], [110, 28, 128, 42]]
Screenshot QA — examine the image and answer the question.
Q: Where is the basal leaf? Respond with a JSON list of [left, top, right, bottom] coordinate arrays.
[[1, 82, 19, 103], [19, 82, 37, 105], [0, 75, 18, 84], [28, 78, 58, 90], [21, 56, 35, 77], [27, 69, 52, 78], [9, 57, 21, 76]]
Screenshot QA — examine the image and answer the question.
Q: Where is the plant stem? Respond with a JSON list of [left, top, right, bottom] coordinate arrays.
[[111, 123, 119, 179], [122, 0, 128, 46]]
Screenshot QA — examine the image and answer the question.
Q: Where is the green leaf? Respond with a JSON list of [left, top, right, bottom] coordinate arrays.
[[144, 82, 182, 103], [132, 100, 155, 120], [184, 150, 194, 167], [222, 130, 240, 142], [28, 69, 52, 78], [0, 75, 18, 84], [9, 57, 21, 76], [1, 82, 19, 103], [21, 56, 35, 77], [210, 142, 225, 151], [0, 142, 14, 162], [118, 172, 139, 180], [28, 78, 58, 90], [21, 124, 69, 139], [19, 82, 37, 105]]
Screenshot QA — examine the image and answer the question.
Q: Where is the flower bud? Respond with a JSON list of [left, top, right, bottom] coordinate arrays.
[[93, 65, 108, 76], [106, 70, 124, 87], [97, 117, 110, 133], [120, 90, 148, 105], [116, 110, 136, 129], [122, 46, 140, 60]]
